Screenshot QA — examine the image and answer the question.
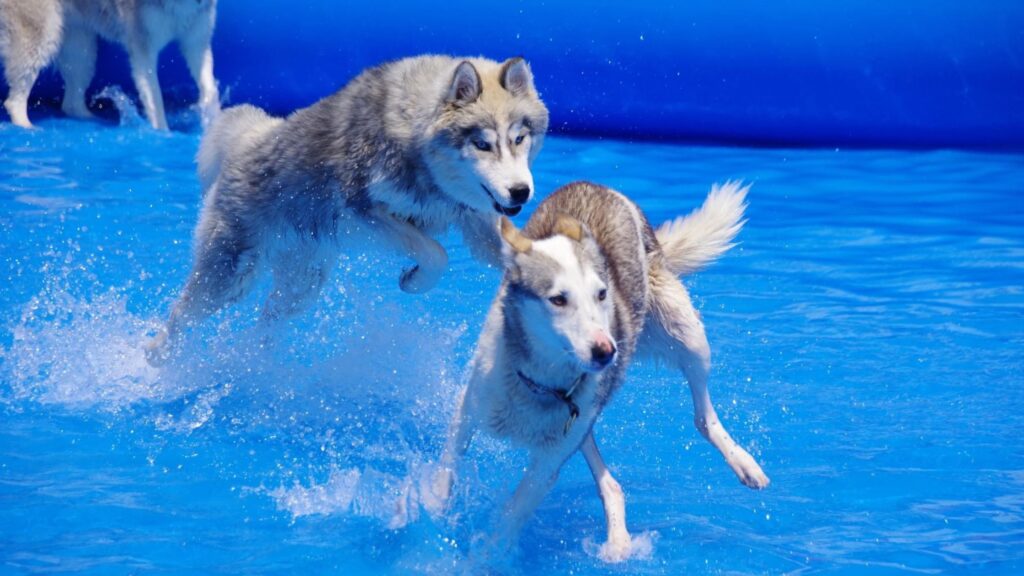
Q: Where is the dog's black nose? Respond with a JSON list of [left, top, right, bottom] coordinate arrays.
[[591, 342, 617, 367], [508, 184, 531, 205]]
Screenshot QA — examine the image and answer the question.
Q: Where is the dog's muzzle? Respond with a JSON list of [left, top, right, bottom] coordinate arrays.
[[483, 185, 523, 216]]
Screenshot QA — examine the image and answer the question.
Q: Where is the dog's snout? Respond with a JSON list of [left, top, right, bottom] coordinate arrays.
[[508, 184, 531, 205], [590, 339, 616, 367]]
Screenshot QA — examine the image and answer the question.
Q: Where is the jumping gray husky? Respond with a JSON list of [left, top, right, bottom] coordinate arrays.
[[145, 55, 549, 365], [0, 0, 219, 129], [424, 181, 769, 561]]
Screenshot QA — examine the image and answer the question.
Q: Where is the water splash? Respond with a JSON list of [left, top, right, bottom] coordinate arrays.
[[582, 531, 659, 563], [91, 86, 144, 128], [1, 273, 162, 409], [0, 249, 481, 533]]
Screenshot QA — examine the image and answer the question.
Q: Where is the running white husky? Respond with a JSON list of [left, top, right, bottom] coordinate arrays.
[[425, 181, 769, 561], [0, 0, 219, 129]]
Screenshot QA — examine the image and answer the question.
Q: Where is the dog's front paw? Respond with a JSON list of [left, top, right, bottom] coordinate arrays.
[[598, 535, 633, 563], [399, 240, 447, 294], [419, 466, 453, 520], [144, 330, 171, 367], [399, 263, 443, 294], [729, 449, 770, 489]]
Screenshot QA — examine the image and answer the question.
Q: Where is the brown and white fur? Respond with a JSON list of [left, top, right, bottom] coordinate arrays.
[[424, 181, 769, 561], [0, 0, 219, 130]]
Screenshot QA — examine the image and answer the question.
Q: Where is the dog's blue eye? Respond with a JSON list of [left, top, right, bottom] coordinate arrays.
[[597, 289, 607, 301], [473, 139, 492, 152], [514, 134, 525, 145], [549, 294, 568, 307]]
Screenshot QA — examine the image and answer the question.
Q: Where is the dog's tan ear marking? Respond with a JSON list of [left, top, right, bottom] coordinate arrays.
[[554, 214, 583, 242], [500, 216, 532, 253]]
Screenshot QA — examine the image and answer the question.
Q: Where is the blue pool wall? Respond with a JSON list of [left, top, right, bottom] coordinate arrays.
[[4, 0, 1023, 149]]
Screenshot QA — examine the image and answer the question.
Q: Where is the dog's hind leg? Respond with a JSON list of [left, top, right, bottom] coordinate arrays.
[[146, 224, 259, 365], [580, 432, 633, 562], [2, 59, 41, 128], [127, 44, 168, 130], [260, 252, 332, 324], [178, 16, 219, 127], [0, 2, 62, 128], [56, 26, 97, 119], [643, 269, 769, 489]]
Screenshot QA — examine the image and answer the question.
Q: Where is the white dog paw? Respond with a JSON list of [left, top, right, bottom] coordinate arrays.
[[585, 531, 657, 563], [418, 467, 452, 520], [730, 450, 770, 489], [399, 264, 442, 294], [598, 537, 633, 563]]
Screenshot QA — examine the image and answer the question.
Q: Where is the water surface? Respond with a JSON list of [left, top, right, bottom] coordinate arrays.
[[1, 119, 1022, 574]]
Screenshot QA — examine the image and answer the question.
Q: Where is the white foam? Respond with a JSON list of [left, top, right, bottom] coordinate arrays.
[[2, 284, 166, 409], [269, 468, 361, 518], [270, 466, 420, 529]]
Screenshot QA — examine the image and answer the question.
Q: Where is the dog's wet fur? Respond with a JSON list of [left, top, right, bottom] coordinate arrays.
[[425, 181, 769, 561], [145, 54, 549, 365]]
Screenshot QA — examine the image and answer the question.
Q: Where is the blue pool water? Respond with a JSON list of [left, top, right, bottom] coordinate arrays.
[[1, 117, 1022, 575]]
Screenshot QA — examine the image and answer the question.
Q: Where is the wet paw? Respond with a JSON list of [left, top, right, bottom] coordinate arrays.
[[419, 466, 453, 520], [399, 264, 442, 294], [731, 450, 770, 489], [599, 536, 633, 563]]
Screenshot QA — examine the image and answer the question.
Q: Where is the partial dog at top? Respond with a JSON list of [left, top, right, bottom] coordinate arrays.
[[0, 0, 219, 130], [423, 181, 769, 561], [145, 54, 549, 365]]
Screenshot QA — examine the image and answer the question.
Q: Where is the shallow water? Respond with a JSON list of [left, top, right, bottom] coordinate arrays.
[[1, 118, 1022, 575]]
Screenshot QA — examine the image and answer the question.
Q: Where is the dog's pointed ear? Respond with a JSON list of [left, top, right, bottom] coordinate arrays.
[[446, 61, 482, 106], [500, 216, 532, 254], [500, 57, 534, 97], [554, 214, 585, 242]]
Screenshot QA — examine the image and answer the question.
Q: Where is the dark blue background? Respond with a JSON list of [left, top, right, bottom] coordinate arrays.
[[5, 0, 1023, 148]]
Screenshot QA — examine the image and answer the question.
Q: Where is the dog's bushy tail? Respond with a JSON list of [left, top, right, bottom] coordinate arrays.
[[655, 181, 749, 276], [197, 104, 280, 195]]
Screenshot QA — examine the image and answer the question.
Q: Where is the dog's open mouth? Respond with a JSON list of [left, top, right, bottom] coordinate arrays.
[[482, 185, 523, 216]]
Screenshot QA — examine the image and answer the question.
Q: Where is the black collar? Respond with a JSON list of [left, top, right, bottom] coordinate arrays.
[[516, 370, 585, 436]]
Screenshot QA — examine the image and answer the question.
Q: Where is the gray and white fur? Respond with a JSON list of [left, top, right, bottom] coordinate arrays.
[[0, 0, 219, 129], [424, 181, 769, 562], [145, 55, 549, 365]]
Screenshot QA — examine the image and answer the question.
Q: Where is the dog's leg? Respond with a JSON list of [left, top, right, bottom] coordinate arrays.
[[2, 11, 61, 128], [458, 213, 502, 267], [580, 432, 633, 561], [367, 209, 448, 294], [146, 223, 259, 366], [177, 16, 219, 127], [56, 27, 97, 119], [260, 252, 331, 323], [127, 44, 168, 130], [2, 63, 39, 129], [644, 269, 770, 489], [484, 449, 566, 555], [423, 387, 476, 518]]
